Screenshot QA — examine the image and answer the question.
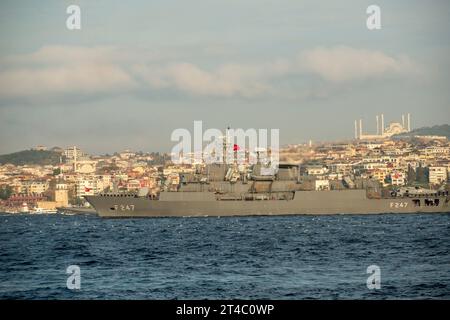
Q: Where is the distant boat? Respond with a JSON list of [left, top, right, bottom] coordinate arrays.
[[4, 209, 19, 214], [30, 207, 57, 215], [56, 206, 96, 215], [20, 202, 29, 213], [59, 211, 75, 216]]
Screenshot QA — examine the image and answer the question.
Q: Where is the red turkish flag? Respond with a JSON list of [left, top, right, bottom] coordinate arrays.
[[233, 144, 240, 151], [85, 187, 92, 192]]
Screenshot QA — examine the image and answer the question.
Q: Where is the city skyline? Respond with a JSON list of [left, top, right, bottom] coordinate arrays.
[[1, 0, 450, 154], [0, 113, 445, 156]]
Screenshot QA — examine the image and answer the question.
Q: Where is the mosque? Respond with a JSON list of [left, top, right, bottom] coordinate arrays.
[[354, 113, 411, 140]]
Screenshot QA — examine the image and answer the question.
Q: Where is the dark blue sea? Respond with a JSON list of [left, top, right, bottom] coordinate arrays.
[[0, 213, 449, 299]]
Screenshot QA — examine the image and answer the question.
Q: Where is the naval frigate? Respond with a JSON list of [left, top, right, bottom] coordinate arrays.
[[84, 159, 450, 218]]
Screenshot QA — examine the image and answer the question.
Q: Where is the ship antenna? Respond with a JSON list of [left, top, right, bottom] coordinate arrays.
[[223, 126, 231, 164]]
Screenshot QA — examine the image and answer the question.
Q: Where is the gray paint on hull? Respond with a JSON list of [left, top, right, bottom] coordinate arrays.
[[85, 190, 450, 218]]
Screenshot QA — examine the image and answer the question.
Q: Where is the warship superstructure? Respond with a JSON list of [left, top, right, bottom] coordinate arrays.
[[85, 159, 450, 218]]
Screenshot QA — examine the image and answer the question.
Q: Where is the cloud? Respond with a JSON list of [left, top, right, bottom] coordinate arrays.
[[134, 62, 271, 97], [4, 45, 118, 65], [131, 58, 296, 98], [299, 46, 419, 82], [0, 46, 137, 99], [0, 64, 136, 98], [0, 45, 420, 101]]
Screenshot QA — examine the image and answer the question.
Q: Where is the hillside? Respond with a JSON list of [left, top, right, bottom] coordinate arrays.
[[0, 150, 63, 166], [395, 124, 450, 139]]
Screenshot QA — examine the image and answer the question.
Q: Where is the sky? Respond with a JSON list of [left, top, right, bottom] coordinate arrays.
[[0, 0, 449, 154]]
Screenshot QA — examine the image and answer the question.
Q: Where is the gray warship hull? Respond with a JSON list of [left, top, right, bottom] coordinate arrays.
[[85, 190, 450, 218]]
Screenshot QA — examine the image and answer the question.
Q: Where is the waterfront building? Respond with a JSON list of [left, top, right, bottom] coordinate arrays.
[[34, 183, 69, 210], [21, 181, 49, 194], [429, 167, 448, 185]]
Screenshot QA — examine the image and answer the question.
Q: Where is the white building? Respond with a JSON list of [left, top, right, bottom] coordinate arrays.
[[315, 179, 330, 191], [119, 150, 136, 160], [422, 147, 450, 156], [363, 162, 387, 170], [64, 146, 85, 159], [390, 171, 406, 186], [22, 181, 49, 194], [75, 175, 110, 198], [429, 167, 447, 185], [73, 160, 97, 174], [76, 177, 97, 198], [329, 163, 353, 175], [306, 166, 328, 176]]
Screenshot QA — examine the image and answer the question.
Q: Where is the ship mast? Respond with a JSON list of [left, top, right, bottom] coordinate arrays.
[[223, 126, 231, 165]]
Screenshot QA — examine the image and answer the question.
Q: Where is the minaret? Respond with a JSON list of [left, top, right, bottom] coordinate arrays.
[[407, 113, 411, 132], [223, 126, 230, 164], [402, 114, 405, 128], [59, 156, 63, 175], [359, 119, 363, 139], [73, 146, 77, 173], [376, 115, 379, 135], [381, 114, 385, 136], [354, 120, 358, 139]]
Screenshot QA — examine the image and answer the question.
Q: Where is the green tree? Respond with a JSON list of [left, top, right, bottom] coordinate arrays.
[[416, 164, 429, 184], [0, 185, 13, 200], [407, 164, 416, 184]]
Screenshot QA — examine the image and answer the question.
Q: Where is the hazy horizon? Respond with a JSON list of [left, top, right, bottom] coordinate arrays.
[[1, 0, 450, 154], [2, 121, 450, 156]]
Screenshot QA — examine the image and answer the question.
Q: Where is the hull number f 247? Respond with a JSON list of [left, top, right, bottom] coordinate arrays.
[[114, 204, 135, 211], [390, 202, 408, 209]]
